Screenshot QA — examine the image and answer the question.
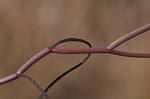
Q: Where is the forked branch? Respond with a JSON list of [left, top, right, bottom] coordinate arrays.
[[0, 24, 150, 99]]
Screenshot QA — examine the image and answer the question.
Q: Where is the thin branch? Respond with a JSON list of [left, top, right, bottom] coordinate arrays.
[[110, 50, 150, 58], [0, 24, 150, 98], [108, 24, 150, 50], [0, 48, 52, 85], [17, 48, 52, 74], [51, 47, 108, 54], [0, 73, 18, 85], [50, 48, 150, 58]]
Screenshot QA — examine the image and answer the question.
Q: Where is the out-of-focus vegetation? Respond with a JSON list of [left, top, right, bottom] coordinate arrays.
[[0, 0, 150, 99]]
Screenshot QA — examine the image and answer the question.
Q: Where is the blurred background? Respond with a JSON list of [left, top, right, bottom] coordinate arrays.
[[0, 0, 150, 99]]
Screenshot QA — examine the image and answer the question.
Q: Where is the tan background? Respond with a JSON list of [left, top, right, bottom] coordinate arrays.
[[0, 0, 150, 99]]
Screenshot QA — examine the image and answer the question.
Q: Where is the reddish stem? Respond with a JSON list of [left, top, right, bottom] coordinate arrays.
[[0, 24, 150, 86]]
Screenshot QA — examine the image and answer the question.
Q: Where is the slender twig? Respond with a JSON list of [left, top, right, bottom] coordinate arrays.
[[108, 24, 150, 50], [0, 73, 18, 85], [0, 24, 150, 98], [0, 48, 52, 85]]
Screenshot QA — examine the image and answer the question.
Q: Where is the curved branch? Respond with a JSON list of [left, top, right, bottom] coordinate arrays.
[[38, 38, 92, 99]]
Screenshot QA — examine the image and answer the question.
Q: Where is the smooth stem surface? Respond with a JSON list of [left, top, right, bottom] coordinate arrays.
[[108, 24, 150, 50], [17, 48, 51, 74], [0, 24, 150, 98]]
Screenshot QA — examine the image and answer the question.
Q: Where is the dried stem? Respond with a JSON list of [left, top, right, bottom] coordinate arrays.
[[0, 24, 150, 98], [18, 74, 50, 99]]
